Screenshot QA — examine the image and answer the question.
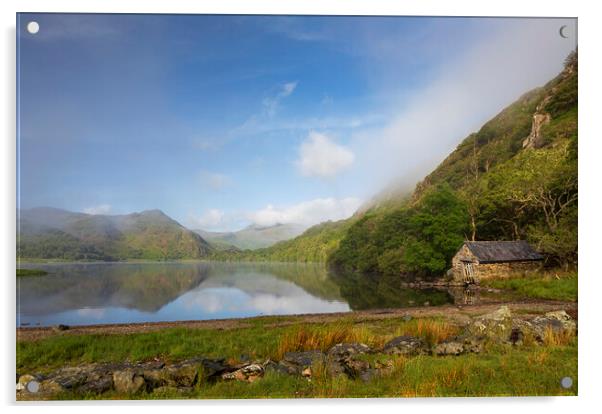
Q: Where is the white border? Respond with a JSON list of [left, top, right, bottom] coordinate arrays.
[[2, 1, 600, 413]]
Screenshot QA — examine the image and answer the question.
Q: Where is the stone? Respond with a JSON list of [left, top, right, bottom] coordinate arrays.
[[17, 374, 39, 392], [432, 340, 465, 356], [327, 343, 371, 361], [467, 306, 513, 341], [343, 358, 370, 379], [301, 367, 312, 378], [382, 336, 430, 356], [283, 350, 325, 367], [222, 363, 264, 383], [52, 324, 70, 332], [112, 369, 145, 394], [402, 315, 413, 322]]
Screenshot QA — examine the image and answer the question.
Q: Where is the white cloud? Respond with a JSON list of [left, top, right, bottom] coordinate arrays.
[[263, 81, 298, 117], [199, 171, 232, 190], [190, 209, 225, 230], [83, 204, 111, 215], [350, 19, 577, 191], [296, 131, 355, 178], [247, 197, 362, 227]]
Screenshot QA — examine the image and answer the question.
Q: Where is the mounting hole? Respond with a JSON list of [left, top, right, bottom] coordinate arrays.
[[27, 21, 39, 34], [561, 376, 573, 389], [26, 380, 40, 393]]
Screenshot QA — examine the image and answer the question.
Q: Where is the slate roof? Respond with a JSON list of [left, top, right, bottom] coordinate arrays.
[[464, 241, 544, 263]]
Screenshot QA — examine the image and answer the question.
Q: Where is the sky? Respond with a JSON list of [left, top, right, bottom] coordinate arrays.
[[17, 14, 577, 232]]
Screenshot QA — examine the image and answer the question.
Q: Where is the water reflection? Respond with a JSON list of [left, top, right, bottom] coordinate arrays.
[[17, 262, 349, 326], [17, 262, 507, 327]]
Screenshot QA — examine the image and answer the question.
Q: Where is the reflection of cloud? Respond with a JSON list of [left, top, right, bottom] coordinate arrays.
[[181, 275, 349, 316], [249, 294, 348, 315], [76, 308, 106, 319]]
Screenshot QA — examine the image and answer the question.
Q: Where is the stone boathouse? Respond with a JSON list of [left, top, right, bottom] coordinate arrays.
[[450, 241, 543, 284]]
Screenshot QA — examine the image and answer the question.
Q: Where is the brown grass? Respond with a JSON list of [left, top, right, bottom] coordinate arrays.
[[392, 319, 460, 345], [274, 323, 375, 359], [542, 326, 574, 346]]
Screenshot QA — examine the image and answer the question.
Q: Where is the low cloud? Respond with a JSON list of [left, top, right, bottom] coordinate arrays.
[[247, 197, 362, 227], [83, 204, 111, 215], [190, 209, 225, 230], [297, 131, 355, 178]]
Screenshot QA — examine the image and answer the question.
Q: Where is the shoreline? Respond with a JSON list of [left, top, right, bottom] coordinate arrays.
[[17, 300, 577, 342]]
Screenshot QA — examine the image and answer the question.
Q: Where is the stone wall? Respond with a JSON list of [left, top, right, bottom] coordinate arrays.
[[452, 260, 541, 284]]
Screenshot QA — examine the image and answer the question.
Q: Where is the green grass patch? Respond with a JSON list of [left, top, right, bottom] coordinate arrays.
[[16, 268, 48, 277], [481, 273, 577, 301]]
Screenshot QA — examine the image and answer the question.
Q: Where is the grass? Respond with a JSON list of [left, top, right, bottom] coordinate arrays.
[[16, 268, 48, 277], [481, 272, 577, 302], [17, 315, 577, 398]]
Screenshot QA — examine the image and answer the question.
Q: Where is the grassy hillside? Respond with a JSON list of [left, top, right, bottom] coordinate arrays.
[[212, 219, 354, 263], [18, 208, 213, 261], [330, 51, 577, 279], [196, 223, 305, 250]]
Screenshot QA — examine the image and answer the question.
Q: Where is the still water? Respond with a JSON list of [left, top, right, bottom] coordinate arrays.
[[17, 261, 492, 327]]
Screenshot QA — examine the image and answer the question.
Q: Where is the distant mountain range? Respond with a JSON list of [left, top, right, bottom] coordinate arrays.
[[194, 223, 306, 251], [18, 207, 212, 261]]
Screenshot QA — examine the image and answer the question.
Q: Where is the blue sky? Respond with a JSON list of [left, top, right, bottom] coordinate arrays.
[[17, 14, 576, 231]]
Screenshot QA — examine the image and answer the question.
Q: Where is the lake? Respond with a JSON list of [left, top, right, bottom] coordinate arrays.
[[16, 261, 498, 327]]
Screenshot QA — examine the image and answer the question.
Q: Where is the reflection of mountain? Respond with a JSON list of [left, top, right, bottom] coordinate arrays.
[[201, 262, 344, 301], [330, 270, 453, 310], [17, 262, 346, 318], [17, 263, 210, 315]]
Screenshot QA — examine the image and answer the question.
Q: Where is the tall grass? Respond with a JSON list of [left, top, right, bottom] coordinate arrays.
[[275, 323, 374, 359], [481, 271, 577, 302]]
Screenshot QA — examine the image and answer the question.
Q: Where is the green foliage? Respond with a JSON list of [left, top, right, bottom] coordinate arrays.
[[330, 185, 469, 278], [214, 220, 353, 263]]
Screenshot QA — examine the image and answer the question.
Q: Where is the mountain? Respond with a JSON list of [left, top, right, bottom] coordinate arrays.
[[195, 223, 306, 251], [238, 51, 578, 276], [18, 207, 213, 261]]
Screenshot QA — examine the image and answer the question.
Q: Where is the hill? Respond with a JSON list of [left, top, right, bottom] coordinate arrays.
[[195, 223, 306, 251], [330, 51, 577, 278], [237, 51, 578, 276], [18, 207, 213, 261]]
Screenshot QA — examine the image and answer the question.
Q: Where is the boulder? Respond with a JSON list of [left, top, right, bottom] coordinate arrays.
[[382, 336, 430, 356], [432, 340, 465, 356], [467, 306, 513, 341], [432, 336, 482, 356], [327, 343, 371, 361], [279, 351, 326, 375], [112, 369, 145, 394], [221, 363, 264, 383]]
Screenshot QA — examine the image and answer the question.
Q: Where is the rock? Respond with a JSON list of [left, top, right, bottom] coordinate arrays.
[[17, 374, 39, 391], [467, 306, 513, 341], [112, 369, 145, 394], [432, 340, 465, 356], [382, 336, 430, 356], [509, 327, 524, 345], [78, 373, 113, 394], [52, 324, 70, 332], [38, 379, 66, 395], [222, 363, 264, 383], [301, 367, 312, 378], [524, 310, 577, 342], [343, 358, 370, 379], [327, 343, 371, 361], [283, 350, 325, 367], [402, 315, 413, 322]]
